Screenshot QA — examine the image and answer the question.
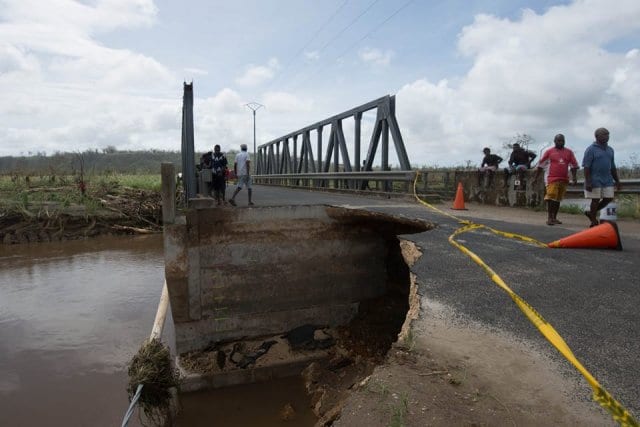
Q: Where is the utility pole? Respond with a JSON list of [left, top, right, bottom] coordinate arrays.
[[245, 102, 264, 173]]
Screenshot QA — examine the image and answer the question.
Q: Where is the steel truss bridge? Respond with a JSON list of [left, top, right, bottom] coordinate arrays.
[[254, 95, 413, 191]]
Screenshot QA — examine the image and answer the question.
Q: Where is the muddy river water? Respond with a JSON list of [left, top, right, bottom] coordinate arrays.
[[0, 235, 316, 426], [0, 235, 166, 426]]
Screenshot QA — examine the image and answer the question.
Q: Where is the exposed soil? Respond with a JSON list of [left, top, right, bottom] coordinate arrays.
[[333, 240, 613, 427]]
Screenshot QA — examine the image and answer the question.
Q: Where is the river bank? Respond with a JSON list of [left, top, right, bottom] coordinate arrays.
[[0, 177, 163, 244]]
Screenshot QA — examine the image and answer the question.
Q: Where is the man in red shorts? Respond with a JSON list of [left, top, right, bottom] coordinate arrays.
[[533, 134, 578, 225]]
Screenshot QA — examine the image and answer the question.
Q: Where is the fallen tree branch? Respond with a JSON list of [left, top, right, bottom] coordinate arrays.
[[111, 224, 159, 234]]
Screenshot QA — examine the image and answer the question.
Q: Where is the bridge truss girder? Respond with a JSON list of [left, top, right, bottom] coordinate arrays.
[[256, 95, 411, 188]]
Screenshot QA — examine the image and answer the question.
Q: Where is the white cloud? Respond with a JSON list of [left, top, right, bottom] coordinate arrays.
[[0, 0, 157, 35], [0, 0, 177, 156], [235, 57, 280, 87], [304, 50, 319, 61], [195, 88, 252, 152], [263, 91, 313, 113], [0, 42, 40, 74], [183, 67, 209, 76], [396, 0, 640, 166], [359, 47, 393, 66]]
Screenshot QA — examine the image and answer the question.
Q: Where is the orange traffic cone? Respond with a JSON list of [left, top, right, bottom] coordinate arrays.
[[452, 182, 467, 210], [548, 221, 622, 250]]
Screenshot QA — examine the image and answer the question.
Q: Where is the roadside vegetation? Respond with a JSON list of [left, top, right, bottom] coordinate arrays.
[[0, 171, 166, 244]]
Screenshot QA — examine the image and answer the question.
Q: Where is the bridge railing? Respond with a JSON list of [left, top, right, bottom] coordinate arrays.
[[254, 170, 417, 193], [255, 169, 640, 200]]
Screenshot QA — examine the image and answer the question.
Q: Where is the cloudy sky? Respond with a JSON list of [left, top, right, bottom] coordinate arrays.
[[1, 0, 639, 167]]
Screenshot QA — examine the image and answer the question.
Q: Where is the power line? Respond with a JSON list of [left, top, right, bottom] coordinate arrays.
[[316, 0, 380, 55], [271, 0, 381, 93], [268, 0, 349, 91], [334, 0, 415, 63], [287, 0, 415, 92]]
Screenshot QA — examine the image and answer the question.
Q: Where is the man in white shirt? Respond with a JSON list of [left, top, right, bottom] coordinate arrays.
[[228, 144, 253, 206]]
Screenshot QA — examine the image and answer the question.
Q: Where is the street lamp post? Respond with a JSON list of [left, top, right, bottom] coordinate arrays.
[[245, 102, 264, 173]]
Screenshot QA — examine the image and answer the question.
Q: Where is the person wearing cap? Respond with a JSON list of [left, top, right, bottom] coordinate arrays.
[[228, 144, 253, 206], [583, 127, 621, 227], [533, 134, 578, 225], [477, 147, 503, 188], [505, 143, 537, 189]]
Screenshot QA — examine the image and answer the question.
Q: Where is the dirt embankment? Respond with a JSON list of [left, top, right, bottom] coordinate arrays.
[[0, 187, 163, 244]]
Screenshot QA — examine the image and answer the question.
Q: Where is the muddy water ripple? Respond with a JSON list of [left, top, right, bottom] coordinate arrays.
[[0, 235, 165, 426]]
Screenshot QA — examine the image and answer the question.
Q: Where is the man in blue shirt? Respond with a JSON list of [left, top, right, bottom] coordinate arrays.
[[582, 128, 621, 227]]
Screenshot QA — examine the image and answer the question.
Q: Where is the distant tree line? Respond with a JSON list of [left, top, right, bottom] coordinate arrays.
[[0, 147, 237, 175]]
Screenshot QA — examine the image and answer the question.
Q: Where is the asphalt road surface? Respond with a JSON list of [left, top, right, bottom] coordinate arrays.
[[245, 184, 640, 419]]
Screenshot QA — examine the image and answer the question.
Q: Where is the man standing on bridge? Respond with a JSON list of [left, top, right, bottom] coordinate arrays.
[[228, 144, 253, 206], [533, 134, 578, 226], [212, 144, 228, 205], [583, 127, 621, 227]]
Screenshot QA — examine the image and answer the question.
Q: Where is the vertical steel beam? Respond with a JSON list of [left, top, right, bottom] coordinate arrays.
[[355, 112, 362, 171], [181, 82, 196, 202], [381, 118, 389, 172], [333, 124, 339, 173], [293, 134, 298, 174], [317, 126, 323, 172], [332, 122, 340, 187]]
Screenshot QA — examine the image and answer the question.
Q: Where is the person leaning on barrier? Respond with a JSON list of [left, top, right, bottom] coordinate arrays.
[[533, 134, 578, 226], [228, 144, 253, 206], [504, 143, 537, 188], [199, 150, 214, 196], [583, 127, 621, 227], [477, 147, 503, 188]]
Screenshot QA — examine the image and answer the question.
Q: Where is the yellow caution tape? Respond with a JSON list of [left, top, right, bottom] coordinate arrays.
[[413, 172, 638, 426]]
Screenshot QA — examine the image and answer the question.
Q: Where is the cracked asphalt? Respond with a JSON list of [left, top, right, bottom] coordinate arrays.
[[251, 185, 640, 419]]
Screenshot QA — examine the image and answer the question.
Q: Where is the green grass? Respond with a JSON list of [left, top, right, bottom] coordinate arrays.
[[110, 174, 161, 191], [0, 173, 161, 192], [388, 392, 409, 427], [561, 195, 640, 219], [559, 204, 585, 215], [0, 173, 161, 214]]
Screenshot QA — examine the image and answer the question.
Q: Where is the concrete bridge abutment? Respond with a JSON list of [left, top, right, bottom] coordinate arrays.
[[163, 202, 432, 358]]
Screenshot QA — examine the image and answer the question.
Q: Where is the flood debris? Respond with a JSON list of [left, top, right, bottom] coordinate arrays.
[[180, 333, 332, 375], [230, 339, 278, 369], [283, 324, 335, 351], [127, 338, 181, 426], [279, 402, 297, 421], [0, 186, 162, 244]]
